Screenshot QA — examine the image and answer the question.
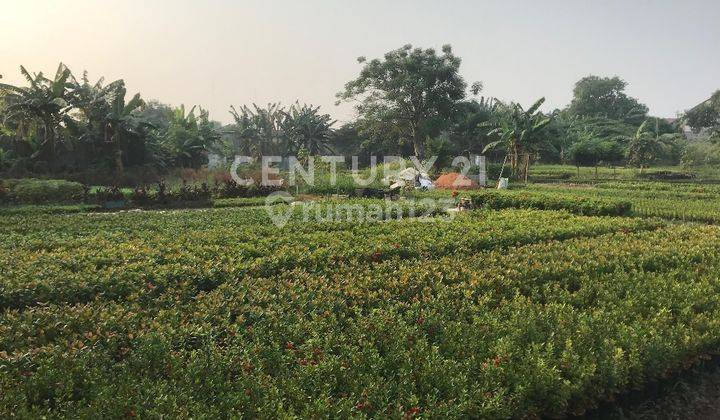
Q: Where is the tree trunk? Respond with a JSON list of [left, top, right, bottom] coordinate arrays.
[[412, 126, 425, 159], [510, 143, 519, 179], [40, 120, 55, 168], [523, 154, 530, 183], [111, 133, 124, 176]]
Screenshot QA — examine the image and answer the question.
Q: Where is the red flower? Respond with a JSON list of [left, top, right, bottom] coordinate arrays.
[[404, 406, 421, 418]]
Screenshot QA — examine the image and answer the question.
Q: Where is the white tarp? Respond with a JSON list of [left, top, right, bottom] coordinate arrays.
[[384, 167, 433, 189]]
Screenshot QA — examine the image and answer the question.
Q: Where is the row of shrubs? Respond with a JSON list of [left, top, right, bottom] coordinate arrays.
[[0, 178, 286, 206], [470, 189, 633, 216], [5, 208, 718, 417]]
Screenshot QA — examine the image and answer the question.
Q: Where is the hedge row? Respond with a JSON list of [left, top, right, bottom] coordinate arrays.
[[0, 178, 287, 206], [1, 220, 719, 417], [470, 189, 632, 216], [0, 179, 85, 204]]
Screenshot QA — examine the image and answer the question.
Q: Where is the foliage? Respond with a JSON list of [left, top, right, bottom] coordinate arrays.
[[625, 120, 675, 170], [212, 178, 286, 198], [0, 64, 74, 167], [526, 182, 720, 223], [283, 102, 336, 155], [681, 140, 720, 167], [8, 204, 720, 417], [229, 103, 288, 157], [568, 136, 625, 167], [566, 75, 648, 125], [94, 185, 126, 202], [482, 97, 553, 180], [337, 44, 467, 157], [0, 64, 220, 179], [4, 178, 84, 204], [684, 90, 720, 140], [447, 97, 500, 155], [471, 189, 632, 216], [159, 105, 220, 168]]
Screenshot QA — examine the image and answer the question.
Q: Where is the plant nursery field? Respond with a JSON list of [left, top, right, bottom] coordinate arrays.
[[2, 186, 720, 417]]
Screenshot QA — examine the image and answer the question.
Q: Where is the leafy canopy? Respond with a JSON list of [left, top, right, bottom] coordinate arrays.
[[567, 75, 648, 125], [337, 44, 467, 157]]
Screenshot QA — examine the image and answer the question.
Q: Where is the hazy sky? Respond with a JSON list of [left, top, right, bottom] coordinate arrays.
[[2, 0, 718, 124]]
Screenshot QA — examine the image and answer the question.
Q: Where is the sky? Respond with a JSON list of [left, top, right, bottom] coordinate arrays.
[[1, 0, 718, 124]]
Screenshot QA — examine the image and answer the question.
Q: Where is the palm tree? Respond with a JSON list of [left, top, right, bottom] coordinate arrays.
[[482, 97, 553, 181], [0, 63, 74, 166]]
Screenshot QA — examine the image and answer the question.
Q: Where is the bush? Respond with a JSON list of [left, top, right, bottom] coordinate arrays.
[[470, 189, 632, 216], [213, 179, 285, 198], [170, 182, 212, 202], [637, 170, 696, 180], [8, 179, 85, 204], [130, 185, 153, 206], [94, 186, 126, 203]]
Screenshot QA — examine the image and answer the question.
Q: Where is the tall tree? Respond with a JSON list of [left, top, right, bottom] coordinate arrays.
[[337, 44, 467, 158], [567, 75, 648, 125]]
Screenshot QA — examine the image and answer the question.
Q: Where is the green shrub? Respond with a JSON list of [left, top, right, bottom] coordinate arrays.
[[8, 179, 85, 204], [0, 181, 7, 204], [470, 189, 632, 216]]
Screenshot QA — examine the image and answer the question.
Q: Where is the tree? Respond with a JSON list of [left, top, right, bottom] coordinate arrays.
[[568, 137, 624, 169], [625, 120, 666, 172], [448, 96, 500, 156], [104, 84, 149, 175], [0, 63, 74, 167], [160, 105, 220, 168], [283, 102, 336, 155], [67, 72, 126, 165], [229, 103, 288, 157], [567, 76, 648, 125], [684, 90, 720, 140], [483, 98, 553, 181], [337, 44, 467, 158]]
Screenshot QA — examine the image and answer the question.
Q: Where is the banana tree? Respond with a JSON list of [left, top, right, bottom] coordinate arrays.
[[229, 103, 289, 157], [161, 105, 219, 168], [104, 84, 148, 175], [626, 118, 675, 173], [0, 63, 74, 166], [283, 102, 336, 155], [482, 97, 553, 181]]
